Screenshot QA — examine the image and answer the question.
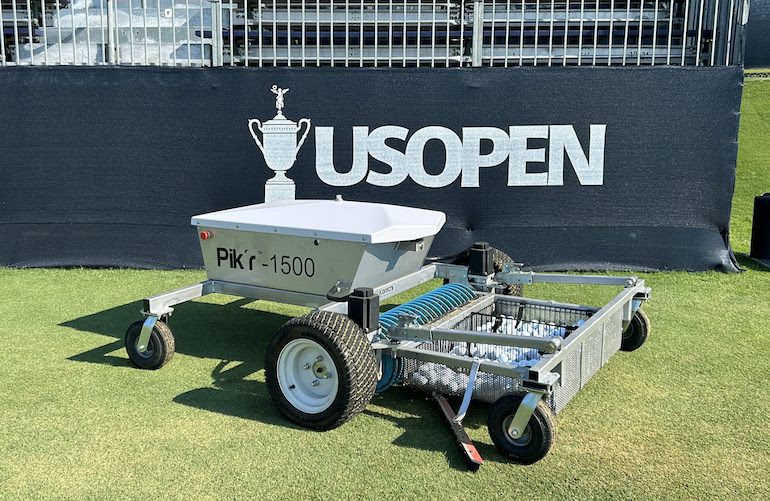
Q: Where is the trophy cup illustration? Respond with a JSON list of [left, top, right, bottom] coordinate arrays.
[[248, 85, 311, 203]]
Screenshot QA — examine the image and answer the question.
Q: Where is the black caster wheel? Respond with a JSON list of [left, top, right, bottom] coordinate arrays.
[[621, 309, 650, 352], [124, 319, 175, 370], [488, 394, 556, 465]]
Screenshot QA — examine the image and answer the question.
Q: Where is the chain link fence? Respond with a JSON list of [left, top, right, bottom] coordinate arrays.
[[1, 0, 747, 66]]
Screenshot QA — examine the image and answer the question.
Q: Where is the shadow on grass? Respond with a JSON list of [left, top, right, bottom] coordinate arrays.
[[172, 360, 299, 428], [62, 301, 505, 470], [62, 298, 291, 366], [364, 386, 499, 472], [175, 371, 500, 471], [736, 253, 770, 271], [62, 298, 301, 426]]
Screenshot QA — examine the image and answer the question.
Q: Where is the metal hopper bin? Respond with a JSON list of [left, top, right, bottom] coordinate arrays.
[[124, 197, 651, 468]]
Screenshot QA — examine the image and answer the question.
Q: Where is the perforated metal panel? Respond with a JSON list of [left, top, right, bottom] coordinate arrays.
[[552, 347, 581, 412], [600, 308, 620, 363], [581, 328, 603, 382], [550, 306, 623, 412]]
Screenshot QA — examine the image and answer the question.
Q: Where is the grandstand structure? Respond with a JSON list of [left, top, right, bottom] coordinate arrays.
[[1, 0, 746, 67]]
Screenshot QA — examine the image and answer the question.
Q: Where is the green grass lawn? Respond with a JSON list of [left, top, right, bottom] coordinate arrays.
[[732, 78, 770, 253], [2, 80, 769, 500]]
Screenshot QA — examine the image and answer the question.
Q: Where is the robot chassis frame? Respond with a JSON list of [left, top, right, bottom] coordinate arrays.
[[133, 260, 650, 467]]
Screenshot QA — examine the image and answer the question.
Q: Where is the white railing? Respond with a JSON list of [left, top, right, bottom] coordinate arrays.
[[0, 0, 746, 66]]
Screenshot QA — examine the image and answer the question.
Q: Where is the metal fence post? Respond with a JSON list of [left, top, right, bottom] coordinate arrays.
[[471, 0, 483, 67], [106, 0, 116, 64], [733, 0, 750, 66], [210, 0, 223, 67]]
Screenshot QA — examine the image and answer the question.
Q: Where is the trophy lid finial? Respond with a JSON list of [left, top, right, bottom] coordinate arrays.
[[271, 84, 289, 117]]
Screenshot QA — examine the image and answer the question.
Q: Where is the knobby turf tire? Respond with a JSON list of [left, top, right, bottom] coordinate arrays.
[[450, 246, 524, 296], [487, 395, 557, 465], [124, 319, 175, 370], [265, 311, 377, 431], [491, 248, 525, 297], [620, 308, 650, 352]]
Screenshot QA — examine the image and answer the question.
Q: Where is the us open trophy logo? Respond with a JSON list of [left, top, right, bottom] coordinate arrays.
[[248, 85, 311, 203]]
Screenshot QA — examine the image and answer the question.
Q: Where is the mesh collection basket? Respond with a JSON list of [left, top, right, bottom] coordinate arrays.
[[401, 295, 624, 414]]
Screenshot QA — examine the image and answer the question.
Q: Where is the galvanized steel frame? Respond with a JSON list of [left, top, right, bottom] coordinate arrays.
[[392, 276, 645, 387], [133, 252, 647, 430], [393, 275, 646, 429], [140, 262, 441, 317]]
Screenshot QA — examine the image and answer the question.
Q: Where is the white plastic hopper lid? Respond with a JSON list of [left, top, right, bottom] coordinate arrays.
[[192, 198, 446, 244]]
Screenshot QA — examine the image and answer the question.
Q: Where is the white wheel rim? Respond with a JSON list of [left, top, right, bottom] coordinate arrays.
[[277, 339, 339, 414]]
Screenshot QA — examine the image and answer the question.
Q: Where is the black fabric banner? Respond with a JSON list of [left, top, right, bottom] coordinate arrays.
[[0, 65, 742, 271]]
